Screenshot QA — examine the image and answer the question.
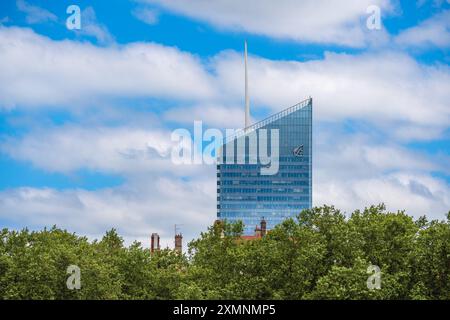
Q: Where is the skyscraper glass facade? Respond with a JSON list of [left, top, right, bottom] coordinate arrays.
[[217, 98, 312, 235]]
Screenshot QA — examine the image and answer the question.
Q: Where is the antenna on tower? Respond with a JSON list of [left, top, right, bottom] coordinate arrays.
[[174, 224, 183, 236], [244, 40, 250, 129]]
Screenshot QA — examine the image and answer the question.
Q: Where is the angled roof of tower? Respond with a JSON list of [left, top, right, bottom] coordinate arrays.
[[225, 97, 312, 144]]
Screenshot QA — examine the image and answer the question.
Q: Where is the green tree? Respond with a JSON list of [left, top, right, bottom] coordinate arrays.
[[0, 205, 448, 300]]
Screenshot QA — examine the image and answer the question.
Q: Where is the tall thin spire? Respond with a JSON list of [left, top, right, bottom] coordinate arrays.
[[244, 40, 250, 128]]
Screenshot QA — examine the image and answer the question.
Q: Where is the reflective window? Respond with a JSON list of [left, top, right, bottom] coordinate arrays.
[[217, 100, 313, 234]]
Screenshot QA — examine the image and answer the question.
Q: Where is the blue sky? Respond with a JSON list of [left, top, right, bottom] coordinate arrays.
[[0, 0, 449, 247]]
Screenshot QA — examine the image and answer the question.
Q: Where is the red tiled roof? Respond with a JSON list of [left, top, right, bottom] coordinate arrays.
[[239, 235, 262, 241]]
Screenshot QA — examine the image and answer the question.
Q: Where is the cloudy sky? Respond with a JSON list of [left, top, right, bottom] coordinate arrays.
[[0, 0, 449, 248]]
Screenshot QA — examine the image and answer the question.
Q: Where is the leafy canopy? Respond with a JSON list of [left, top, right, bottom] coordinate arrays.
[[0, 205, 449, 300]]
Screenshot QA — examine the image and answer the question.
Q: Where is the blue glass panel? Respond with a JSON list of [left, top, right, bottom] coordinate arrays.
[[217, 99, 312, 235]]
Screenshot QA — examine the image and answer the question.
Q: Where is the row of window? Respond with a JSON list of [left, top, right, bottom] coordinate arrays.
[[220, 196, 310, 201], [219, 188, 308, 194], [220, 210, 301, 220], [218, 180, 310, 186], [219, 156, 310, 163], [218, 202, 309, 209], [218, 172, 310, 178], [218, 165, 310, 171], [218, 196, 309, 202], [219, 212, 300, 218], [223, 217, 287, 226]]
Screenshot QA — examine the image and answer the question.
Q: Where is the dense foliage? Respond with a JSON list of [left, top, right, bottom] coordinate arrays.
[[0, 205, 449, 300]]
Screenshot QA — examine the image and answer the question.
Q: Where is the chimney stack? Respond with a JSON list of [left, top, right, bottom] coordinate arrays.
[[261, 218, 267, 237], [175, 234, 183, 253], [151, 233, 160, 253]]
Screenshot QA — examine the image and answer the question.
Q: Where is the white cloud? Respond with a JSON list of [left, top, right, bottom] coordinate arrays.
[[0, 114, 448, 245], [395, 10, 450, 49], [1, 122, 448, 246], [132, 8, 159, 25], [1, 26, 449, 138], [77, 6, 115, 45], [0, 27, 216, 109], [313, 128, 437, 182], [0, 175, 216, 248], [0, 122, 218, 246], [0, 25, 449, 244], [313, 130, 450, 219], [164, 104, 247, 128], [213, 50, 450, 139], [144, 0, 394, 47], [0, 124, 210, 177], [16, 0, 57, 25], [314, 172, 450, 220]]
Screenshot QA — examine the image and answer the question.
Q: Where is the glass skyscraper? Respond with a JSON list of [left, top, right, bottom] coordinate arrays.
[[217, 98, 312, 235]]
